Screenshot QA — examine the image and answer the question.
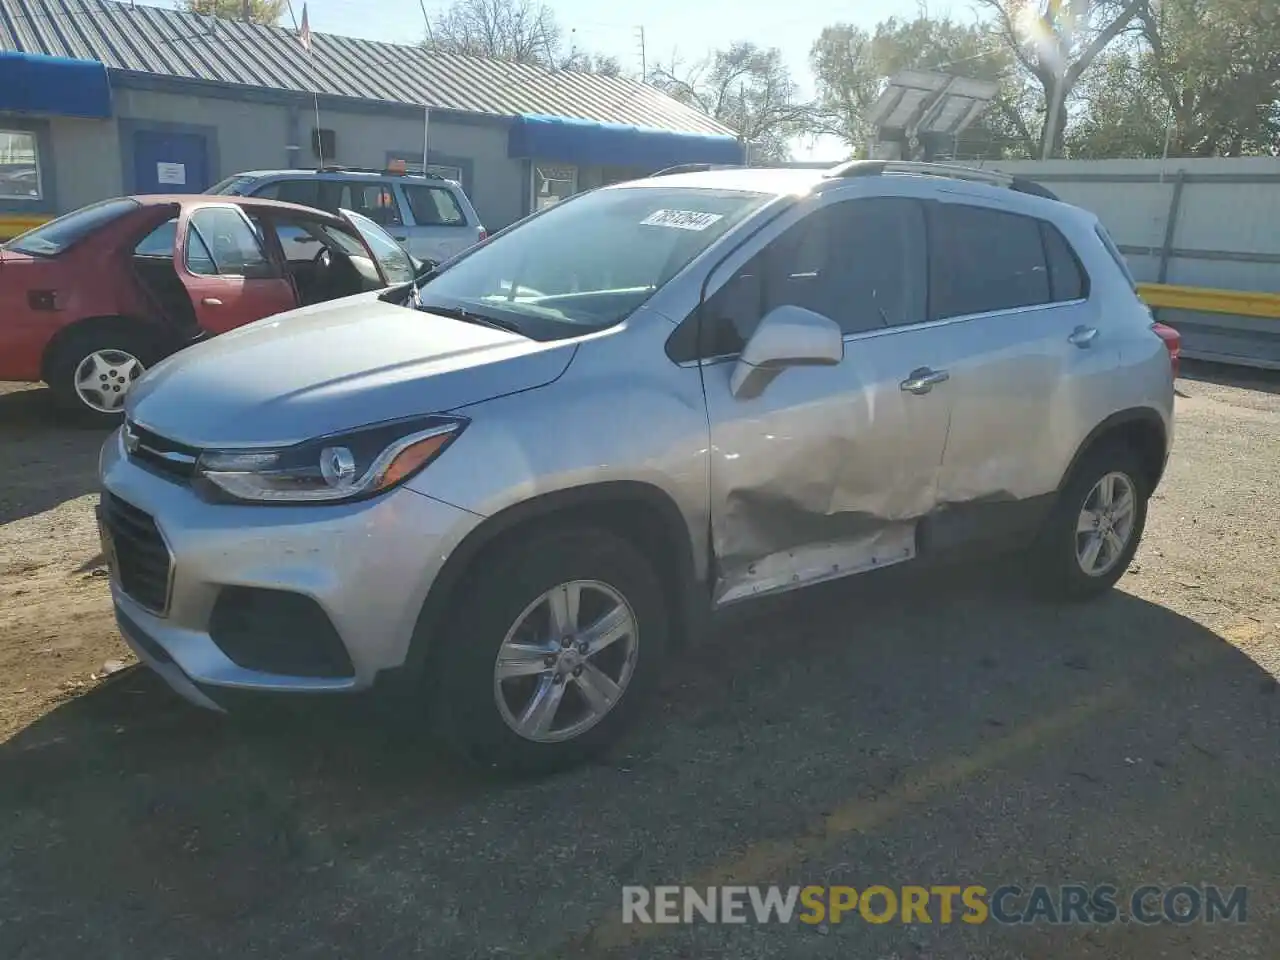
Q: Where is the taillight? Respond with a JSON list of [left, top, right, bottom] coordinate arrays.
[[1151, 321, 1181, 378]]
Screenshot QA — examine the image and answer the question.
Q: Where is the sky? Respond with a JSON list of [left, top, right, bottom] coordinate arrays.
[[208, 0, 940, 161]]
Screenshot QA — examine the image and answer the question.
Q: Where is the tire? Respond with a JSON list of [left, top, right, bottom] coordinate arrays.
[[46, 323, 161, 426], [1029, 442, 1149, 601], [432, 527, 669, 776]]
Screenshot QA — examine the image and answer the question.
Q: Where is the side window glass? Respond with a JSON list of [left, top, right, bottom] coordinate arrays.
[[824, 198, 926, 333], [697, 198, 928, 356], [403, 184, 466, 226], [187, 207, 274, 278], [341, 184, 404, 227], [256, 179, 322, 210], [134, 218, 177, 257], [929, 204, 1050, 320], [185, 223, 218, 275], [1041, 222, 1087, 302]]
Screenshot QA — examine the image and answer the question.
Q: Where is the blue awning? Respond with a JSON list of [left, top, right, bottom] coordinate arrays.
[[509, 114, 743, 170], [0, 51, 112, 119]]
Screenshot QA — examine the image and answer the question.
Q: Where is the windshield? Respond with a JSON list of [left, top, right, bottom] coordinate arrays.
[[342, 208, 417, 284], [206, 174, 259, 197], [415, 185, 769, 339], [3, 198, 140, 257]]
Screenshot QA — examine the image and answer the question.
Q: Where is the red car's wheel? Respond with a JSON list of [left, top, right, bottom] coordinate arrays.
[[46, 323, 161, 425]]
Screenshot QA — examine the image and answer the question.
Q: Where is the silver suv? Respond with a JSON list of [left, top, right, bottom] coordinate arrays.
[[207, 167, 486, 265], [100, 161, 1175, 774]]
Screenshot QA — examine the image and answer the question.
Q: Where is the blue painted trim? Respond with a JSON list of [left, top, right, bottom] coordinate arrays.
[[508, 113, 743, 169], [117, 117, 220, 194], [386, 149, 475, 196], [109, 71, 514, 130], [0, 51, 112, 119], [0, 115, 57, 214]]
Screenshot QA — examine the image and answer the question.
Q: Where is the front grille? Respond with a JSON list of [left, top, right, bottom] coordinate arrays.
[[125, 421, 199, 484], [101, 492, 172, 614]]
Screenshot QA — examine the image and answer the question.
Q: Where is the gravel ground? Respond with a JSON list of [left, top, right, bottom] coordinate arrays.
[[1, 363, 1278, 959]]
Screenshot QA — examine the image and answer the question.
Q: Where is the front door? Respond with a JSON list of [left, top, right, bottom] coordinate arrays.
[[697, 194, 953, 605], [175, 204, 296, 335], [133, 130, 210, 194]]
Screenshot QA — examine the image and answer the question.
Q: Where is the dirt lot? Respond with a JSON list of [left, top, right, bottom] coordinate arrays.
[[1, 365, 1279, 959]]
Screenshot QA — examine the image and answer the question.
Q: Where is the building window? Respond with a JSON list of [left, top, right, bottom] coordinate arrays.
[[0, 130, 42, 201], [532, 163, 577, 212]]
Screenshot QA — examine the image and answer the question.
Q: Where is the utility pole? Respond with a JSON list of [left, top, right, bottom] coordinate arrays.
[[635, 26, 646, 80], [419, 0, 434, 43], [242, 0, 251, 22]]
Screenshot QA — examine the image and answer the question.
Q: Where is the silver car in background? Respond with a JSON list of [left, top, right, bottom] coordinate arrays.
[[100, 161, 1176, 774], [208, 166, 486, 266]]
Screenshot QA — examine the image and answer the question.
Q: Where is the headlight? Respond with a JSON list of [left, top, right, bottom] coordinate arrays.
[[194, 415, 467, 504]]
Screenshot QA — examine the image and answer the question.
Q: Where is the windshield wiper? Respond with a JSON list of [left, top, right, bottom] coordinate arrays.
[[417, 303, 525, 336]]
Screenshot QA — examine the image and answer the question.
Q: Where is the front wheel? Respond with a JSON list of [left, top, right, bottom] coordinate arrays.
[[432, 527, 669, 776], [1029, 443, 1150, 600], [46, 325, 160, 425]]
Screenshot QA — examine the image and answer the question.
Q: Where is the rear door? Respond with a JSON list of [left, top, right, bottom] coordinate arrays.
[[397, 181, 478, 262], [926, 195, 1101, 540], [175, 204, 296, 335]]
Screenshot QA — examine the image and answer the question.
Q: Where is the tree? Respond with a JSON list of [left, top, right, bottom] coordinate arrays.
[[648, 43, 810, 162], [1070, 0, 1280, 157], [426, 0, 559, 65], [809, 15, 1037, 159], [181, 0, 285, 24], [975, 0, 1150, 158], [423, 0, 621, 74]]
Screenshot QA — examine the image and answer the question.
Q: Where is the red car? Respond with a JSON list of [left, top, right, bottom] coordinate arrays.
[[0, 195, 418, 421]]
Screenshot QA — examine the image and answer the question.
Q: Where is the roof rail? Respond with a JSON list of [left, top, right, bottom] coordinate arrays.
[[823, 160, 1059, 201], [316, 164, 443, 180], [649, 163, 742, 178]]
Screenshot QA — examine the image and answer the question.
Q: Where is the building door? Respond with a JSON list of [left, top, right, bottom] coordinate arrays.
[[133, 130, 209, 194]]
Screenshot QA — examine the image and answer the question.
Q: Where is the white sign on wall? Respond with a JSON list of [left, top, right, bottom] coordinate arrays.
[[156, 162, 187, 186]]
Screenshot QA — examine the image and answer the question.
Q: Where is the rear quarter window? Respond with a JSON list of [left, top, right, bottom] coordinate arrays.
[[1095, 224, 1137, 289]]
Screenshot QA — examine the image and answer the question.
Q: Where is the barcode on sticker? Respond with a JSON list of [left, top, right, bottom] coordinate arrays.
[[640, 209, 724, 231]]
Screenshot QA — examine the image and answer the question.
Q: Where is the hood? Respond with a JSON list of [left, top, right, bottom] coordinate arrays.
[[127, 293, 576, 446]]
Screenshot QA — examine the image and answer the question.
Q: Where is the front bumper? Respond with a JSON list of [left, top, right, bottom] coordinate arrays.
[[99, 429, 482, 708]]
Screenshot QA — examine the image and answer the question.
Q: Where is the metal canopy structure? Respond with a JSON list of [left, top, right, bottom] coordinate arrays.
[[866, 70, 1000, 161]]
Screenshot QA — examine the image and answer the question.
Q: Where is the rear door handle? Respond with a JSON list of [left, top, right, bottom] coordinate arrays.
[[900, 367, 949, 395], [1068, 325, 1099, 348], [202, 297, 223, 306]]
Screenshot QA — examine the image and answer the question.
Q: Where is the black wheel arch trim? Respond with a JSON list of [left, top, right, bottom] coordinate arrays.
[[40, 314, 177, 383], [400, 480, 709, 679], [1057, 407, 1170, 495]]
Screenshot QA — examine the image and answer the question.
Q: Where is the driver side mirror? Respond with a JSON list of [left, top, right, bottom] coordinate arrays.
[[729, 304, 843, 399], [414, 257, 439, 280]]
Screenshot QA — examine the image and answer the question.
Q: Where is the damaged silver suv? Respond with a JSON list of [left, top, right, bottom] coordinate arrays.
[[98, 161, 1176, 774]]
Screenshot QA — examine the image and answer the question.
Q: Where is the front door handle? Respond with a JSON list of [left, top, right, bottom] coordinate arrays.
[[900, 367, 949, 395], [202, 297, 223, 306], [1068, 325, 1099, 348]]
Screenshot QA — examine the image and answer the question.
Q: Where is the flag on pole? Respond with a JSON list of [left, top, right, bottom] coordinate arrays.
[[298, 3, 312, 53]]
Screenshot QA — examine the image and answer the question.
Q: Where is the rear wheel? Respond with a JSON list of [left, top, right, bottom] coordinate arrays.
[[1029, 443, 1149, 600], [432, 527, 669, 776], [46, 324, 160, 425]]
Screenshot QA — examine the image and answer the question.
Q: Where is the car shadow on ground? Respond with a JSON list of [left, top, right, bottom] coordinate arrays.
[[1, 564, 1277, 958], [1180, 358, 1280, 395], [0, 386, 111, 525]]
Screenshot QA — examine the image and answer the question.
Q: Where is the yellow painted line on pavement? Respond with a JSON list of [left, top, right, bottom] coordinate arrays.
[[578, 640, 1217, 954]]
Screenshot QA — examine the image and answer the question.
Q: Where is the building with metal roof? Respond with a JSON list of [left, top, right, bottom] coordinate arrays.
[[0, 0, 742, 234]]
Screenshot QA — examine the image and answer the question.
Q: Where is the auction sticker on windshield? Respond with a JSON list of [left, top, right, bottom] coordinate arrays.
[[641, 209, 725, 231]]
